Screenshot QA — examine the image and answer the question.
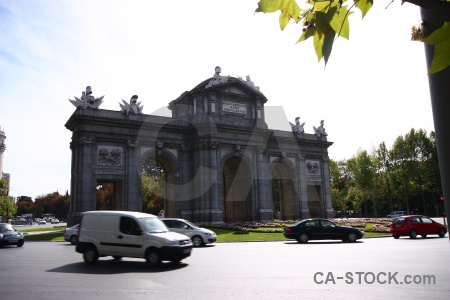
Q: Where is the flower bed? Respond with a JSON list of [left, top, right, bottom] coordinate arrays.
[[207, 218, 392, 233]]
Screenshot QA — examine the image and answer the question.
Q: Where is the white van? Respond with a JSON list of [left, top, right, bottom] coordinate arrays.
[[75, 211, 192, 266], [387, 211, 408, 218]]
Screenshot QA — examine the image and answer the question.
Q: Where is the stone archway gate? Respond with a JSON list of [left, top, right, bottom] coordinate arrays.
[[65, 72, 334, 225]]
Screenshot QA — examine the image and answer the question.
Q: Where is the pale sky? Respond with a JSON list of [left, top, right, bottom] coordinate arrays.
[[0, 0, 434, 199]]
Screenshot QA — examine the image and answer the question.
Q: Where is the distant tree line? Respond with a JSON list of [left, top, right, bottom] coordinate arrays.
[[330, 128, 443, 218], [15, 192, 70, 220]]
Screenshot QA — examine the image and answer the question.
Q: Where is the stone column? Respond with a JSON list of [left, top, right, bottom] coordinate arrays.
[[180, 144, 193, 220], [69, 136, 96, 225], [298, 152, 310, 219], [256, 146, 272, 222], [321, 155, 334, 218], [209, 142, 222, 223], [127, 139, 141, 211]]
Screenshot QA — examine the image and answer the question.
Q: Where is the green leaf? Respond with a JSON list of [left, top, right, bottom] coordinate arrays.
[[255, 0, 286, 13], [329, 6, 352, 39], [312, 11, 337, 64], [313, 30, 325, 62], [354, 0, 373, 18], [312, 28, 336, 64], [255, 0, 301, 30], [423, 22, 450, 74], [297, 26, 316, 43], [313, 1, 332, 12], [322, 30, 336, 64]]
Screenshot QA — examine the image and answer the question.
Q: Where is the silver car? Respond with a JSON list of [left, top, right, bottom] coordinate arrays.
[[161, 218, 216, 247], [64, 224, 79, 245]]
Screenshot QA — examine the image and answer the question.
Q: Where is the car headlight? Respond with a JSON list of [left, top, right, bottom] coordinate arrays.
[[166, 240, 179, 246], [0, 234, 3, 239]]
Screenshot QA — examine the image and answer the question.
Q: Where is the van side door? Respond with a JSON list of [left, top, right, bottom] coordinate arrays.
[[116, 216, 145, 257]]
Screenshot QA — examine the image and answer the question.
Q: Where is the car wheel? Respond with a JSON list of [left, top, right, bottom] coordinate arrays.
[[17, 240, 24, 247], [347, 232, 357, 243], [409, 230, 417, 239], [146, 249, 161, 267], [83, 247, 99, 264], [69, 235, 78, 245], [297, 233, 309, 243], [393, 235, 400, 239], [421, 234, 427, 238], [438, 228, 446, 238], [113, 256, 123, 260], [192, 235, 203, 247]]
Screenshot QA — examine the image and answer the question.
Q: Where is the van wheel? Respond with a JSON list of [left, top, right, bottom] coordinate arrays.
[[192, 236, 203, 247], [146, 249, 161, 267], [83, 247, 98, 264]]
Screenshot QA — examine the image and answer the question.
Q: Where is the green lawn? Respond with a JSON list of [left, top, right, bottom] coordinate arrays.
[[19, 227, 64, 233], [212, 228, 288, 242], [24, 231, 65, 242]]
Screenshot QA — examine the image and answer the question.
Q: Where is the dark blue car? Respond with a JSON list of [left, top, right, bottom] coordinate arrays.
[[284, 218, 363, 243], [0, 223, 25, 247]]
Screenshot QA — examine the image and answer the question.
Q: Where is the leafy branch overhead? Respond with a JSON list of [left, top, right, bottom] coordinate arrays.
[[255, 0, 450, 74]]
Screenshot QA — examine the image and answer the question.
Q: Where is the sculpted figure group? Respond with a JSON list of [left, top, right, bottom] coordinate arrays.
[[290, 117, 328, 138], [69, 86, 104, 109], [69, 86, 144, 115]]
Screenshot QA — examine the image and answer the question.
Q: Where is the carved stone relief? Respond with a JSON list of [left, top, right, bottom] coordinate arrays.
[[306, 160, 320, 175], [97, 146, 123, 166]]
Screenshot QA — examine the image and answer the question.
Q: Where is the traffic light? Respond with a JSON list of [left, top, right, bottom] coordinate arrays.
[[440, 197, 445, 201]]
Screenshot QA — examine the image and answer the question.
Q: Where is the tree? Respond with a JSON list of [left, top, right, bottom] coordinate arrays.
[[347, 150, 378, 216], [16, 197, 34, 216], [255, 0, 450, 73], [0, 178, 17, 218], [329, 159, 349, 216], [142, 173, 165, 214], [376, 142, 394, 213], [141, 160, 165, 215], [35, 192, 70, 219]]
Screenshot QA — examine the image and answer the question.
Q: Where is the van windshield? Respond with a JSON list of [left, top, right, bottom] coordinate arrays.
[[139, 217, 169, 233]]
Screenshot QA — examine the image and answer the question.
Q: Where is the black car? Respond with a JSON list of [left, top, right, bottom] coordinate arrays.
[[283, 218, 363, 243], [0, 223, 25, 247]]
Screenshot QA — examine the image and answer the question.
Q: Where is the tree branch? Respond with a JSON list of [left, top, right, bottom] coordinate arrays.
[[403, 0, 450, 20]]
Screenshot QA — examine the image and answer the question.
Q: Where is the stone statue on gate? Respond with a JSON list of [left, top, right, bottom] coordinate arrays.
[[205, 66, 229, 89], [119, 95, 143, 115], [313, 120, 328, 138], [290, 117, 305, 136], [69, 86, 104, 109]]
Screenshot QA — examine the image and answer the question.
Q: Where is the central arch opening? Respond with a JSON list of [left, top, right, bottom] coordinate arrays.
[[140, 153, 176, 217], [271, 164, 297, 220], [141, 160, 165, 216], [222, 156, 253, 223]]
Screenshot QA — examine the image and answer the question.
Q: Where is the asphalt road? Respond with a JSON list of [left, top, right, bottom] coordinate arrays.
[[1, 237, 450, 300]]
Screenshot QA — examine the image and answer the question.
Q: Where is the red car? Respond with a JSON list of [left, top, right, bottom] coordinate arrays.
[[390, 215, 447, 239]]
